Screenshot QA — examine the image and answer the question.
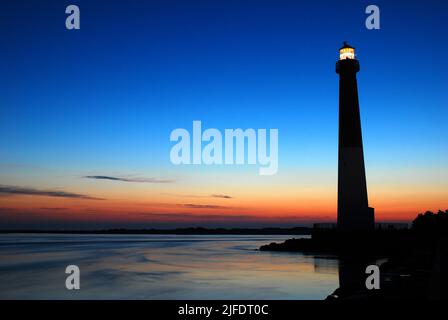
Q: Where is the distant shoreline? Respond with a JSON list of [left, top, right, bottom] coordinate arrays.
[[0, 227, 312, 236]]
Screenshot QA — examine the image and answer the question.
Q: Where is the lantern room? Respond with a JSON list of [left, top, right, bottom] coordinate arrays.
[[339, 42, 355, 60]]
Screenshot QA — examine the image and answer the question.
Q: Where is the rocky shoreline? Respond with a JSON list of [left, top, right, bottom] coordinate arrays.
[[259, 228, 447, 300]]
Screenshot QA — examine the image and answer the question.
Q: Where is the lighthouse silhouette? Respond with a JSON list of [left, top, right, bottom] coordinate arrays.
[[336, 42, 375, 232]]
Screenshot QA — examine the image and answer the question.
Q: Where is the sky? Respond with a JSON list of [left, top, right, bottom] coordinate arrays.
[[0, 0, 447, 229]]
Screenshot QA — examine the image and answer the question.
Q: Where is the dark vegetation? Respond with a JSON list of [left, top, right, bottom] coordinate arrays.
[[260, 210, 448, 300]]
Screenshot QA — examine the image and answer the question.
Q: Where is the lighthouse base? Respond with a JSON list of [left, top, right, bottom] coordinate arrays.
[[338, 207, 375, 233]]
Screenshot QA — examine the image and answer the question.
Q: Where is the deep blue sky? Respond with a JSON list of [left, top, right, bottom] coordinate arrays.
[[1, 0, 447, 170], [0, 0, 447, 228]]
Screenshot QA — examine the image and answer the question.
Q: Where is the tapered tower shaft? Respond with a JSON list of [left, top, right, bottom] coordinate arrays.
[[336, 43, 374, 232]]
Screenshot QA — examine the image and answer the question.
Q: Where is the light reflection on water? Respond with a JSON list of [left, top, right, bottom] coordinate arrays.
[[0, 234, 339, 299]]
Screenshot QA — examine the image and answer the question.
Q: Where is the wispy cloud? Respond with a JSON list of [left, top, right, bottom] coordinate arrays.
[[211, 194, 233, 199], [161, 193, 233, 199], [182, 204, 232, 210], [84, 175, 173, 183], [0, 185, 104, 200], [134, 212, 253, 220]]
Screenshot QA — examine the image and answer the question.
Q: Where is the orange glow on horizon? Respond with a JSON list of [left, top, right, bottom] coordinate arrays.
[[1, 187, 446, 227]]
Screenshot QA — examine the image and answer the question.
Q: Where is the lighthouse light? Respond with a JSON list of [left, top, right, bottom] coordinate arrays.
[[339, 47, 355, 60]]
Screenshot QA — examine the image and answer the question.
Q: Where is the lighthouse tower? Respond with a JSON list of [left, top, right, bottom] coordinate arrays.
[[336, 42, 374, 232]]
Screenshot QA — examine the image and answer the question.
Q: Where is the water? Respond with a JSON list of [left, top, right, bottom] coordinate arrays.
[[0, 234, 339, 299]]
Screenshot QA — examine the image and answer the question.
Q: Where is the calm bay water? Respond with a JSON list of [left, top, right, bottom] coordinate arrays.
[[0, 234, 339, 299]]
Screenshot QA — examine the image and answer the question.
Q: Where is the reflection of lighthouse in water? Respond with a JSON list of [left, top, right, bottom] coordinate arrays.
[[336, 42, 375, 232]]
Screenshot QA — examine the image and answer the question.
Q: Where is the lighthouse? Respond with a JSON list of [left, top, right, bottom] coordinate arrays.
[[336, 42, 374, 232]]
